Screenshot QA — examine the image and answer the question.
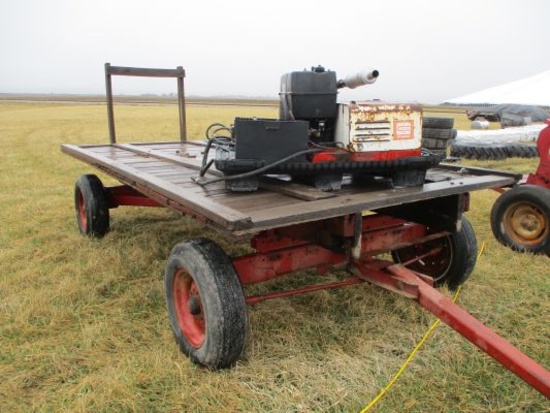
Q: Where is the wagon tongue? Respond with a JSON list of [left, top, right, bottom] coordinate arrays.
[[352, 261, 550, 398]]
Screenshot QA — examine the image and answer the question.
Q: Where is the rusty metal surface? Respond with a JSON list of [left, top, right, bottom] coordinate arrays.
[[61, 141, 516, 236], [335, 102, 422, 152]]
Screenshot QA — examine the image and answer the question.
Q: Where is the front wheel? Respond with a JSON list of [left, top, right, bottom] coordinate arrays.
[[74, 174, 110, 238], [164, 238, 248, 369], [491, 185, 550, 256], [391, 215, 478, 290]]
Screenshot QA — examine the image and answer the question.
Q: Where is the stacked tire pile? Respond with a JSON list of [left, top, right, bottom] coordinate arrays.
[[450, 143, 539, 160], [421, 117, 457, 158]]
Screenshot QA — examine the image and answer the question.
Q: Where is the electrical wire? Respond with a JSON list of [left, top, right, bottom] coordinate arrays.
[[198, 123, 233, 177], [193, 147, 324, 186], [359, 242, 487, 412], [205, 122, 232, 139], [195, 121, 348, 184], [308, 140, 346, 150]]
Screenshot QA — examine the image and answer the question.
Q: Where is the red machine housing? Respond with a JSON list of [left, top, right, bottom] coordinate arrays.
[[526, 119, 550, 189]]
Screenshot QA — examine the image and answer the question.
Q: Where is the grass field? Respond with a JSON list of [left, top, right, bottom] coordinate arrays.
[[0, 100, 548, 412]]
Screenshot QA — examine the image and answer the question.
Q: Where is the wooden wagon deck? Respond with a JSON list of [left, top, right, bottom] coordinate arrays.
[[61, 140, 518, 236]]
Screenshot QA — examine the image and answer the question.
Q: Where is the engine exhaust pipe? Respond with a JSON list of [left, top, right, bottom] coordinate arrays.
[[337, 69, 379, 89]]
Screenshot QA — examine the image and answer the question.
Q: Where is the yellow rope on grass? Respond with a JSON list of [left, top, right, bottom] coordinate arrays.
[[359, 242, 486, 412], [359, 286, 461, 412]]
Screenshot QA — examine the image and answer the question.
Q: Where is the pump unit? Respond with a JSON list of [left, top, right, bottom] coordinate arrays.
[[210, 66, 440, 191]]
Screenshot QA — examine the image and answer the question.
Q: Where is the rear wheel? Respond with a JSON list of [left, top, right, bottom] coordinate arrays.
[[164, 238, 248, 369], [491, 185, 550, 255], [74, 174, 110, 237], [391, 215, 478, 289]]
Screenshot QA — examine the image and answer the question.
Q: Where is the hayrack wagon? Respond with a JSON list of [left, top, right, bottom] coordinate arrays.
[[61, 65, 550, 398]]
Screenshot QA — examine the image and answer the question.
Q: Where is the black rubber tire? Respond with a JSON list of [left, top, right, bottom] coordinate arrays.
[[74, 174, 110, 238], [164, 238, 248, 369], [422, 128, 455, 140], [450, 144, 538, 160], [490, 185, 550, 256], [504, 145, 537, 158], [480, 146, 507, 160], [422, 117, 454, 129], [391, 215, 478, 290], [422, 137, 449, 149]]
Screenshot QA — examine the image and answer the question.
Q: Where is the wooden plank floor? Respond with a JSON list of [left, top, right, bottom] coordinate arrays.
[[61, 141, 516, 236]]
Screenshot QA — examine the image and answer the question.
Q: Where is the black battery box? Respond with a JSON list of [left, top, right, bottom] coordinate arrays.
[[232, 117, 309, 163]]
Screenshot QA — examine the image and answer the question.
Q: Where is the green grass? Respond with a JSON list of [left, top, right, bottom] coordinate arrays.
[[0, 101, 548, 412]]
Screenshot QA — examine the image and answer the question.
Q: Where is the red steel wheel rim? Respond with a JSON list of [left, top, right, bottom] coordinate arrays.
[[395, 238, 452, 282], [503, 202, 548, 247], [173, 268, 205, 348], [77, 190, 87, 228]]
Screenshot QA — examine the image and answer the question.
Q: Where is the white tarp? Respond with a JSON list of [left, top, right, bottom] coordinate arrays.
[[455, 123, 545, 145], [445, 70, 550, 107]]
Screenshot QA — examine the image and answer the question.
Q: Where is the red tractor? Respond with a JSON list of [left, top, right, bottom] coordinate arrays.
[[490, 119, 550, 256]]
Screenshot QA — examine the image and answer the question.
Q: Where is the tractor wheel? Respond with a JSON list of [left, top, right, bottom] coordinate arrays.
[[391, 215, 478, 290], [164, 238, 248, 369], [74, 174, 110, 238], [491, 185, 550, 256]]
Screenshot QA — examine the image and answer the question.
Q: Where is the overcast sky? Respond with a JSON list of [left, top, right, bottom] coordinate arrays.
[[1, 0, 549, 103]]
